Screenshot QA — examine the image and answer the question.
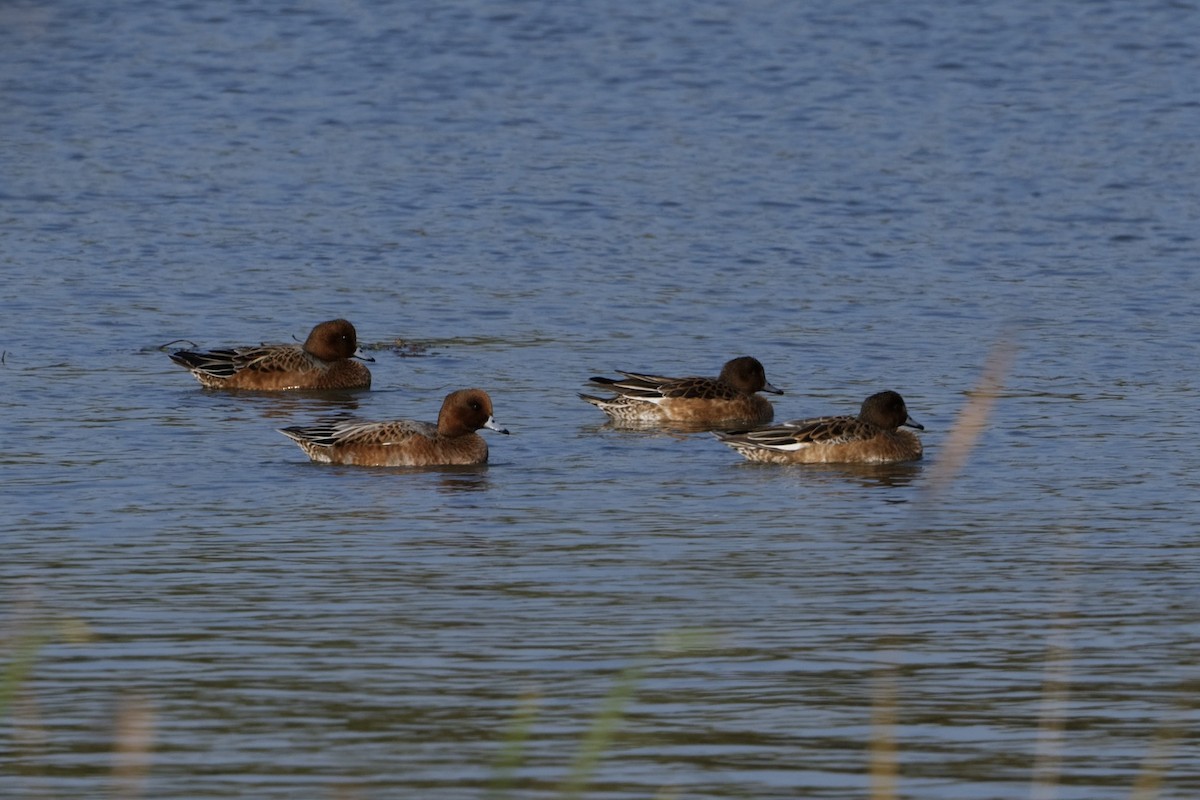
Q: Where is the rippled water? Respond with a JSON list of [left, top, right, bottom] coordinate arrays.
[[3, 1, 1199, 798]]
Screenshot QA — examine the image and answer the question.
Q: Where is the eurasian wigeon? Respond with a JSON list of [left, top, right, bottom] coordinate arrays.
[[580, 356, 783, 427], [278, 388, 508, 467], [168, 318, 373, 390], [713, 390, 924, 464]]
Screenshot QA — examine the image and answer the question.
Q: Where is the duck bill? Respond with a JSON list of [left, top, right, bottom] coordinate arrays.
[[762, 381, 784, 395], [485, 417, 510, 435], [352, 347, 376, 363], [905, 414, 924, 431]]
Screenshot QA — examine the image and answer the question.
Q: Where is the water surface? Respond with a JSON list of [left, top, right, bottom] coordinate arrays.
[[3, 1, 1199, 798]]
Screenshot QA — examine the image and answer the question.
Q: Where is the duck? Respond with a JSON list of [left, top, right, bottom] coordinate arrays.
[[580, 356, 782, 427], [278, 388, 508, 467], [169, 318, 372, 390], [713, 390, 923, 464]]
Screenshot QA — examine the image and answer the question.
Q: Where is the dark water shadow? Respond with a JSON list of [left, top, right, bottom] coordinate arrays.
[[308, 461, 493, 493], [733, 459, 925, 490]]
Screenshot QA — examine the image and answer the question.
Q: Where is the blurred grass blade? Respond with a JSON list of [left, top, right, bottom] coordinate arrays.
[[112, 694, 156, 800], [925, 338, 1016, 497], [0, 628, 48, 717], [1130, 719, 1181, 800], [559, 659, 646, 800], [869, 663, 897, 800], [487, 690, 541, 800], [2, 612, 93, 718], [1030, 639, 1071, 800]]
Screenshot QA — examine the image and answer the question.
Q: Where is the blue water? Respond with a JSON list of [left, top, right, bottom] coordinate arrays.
[[3, 1, 1199, 798]]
